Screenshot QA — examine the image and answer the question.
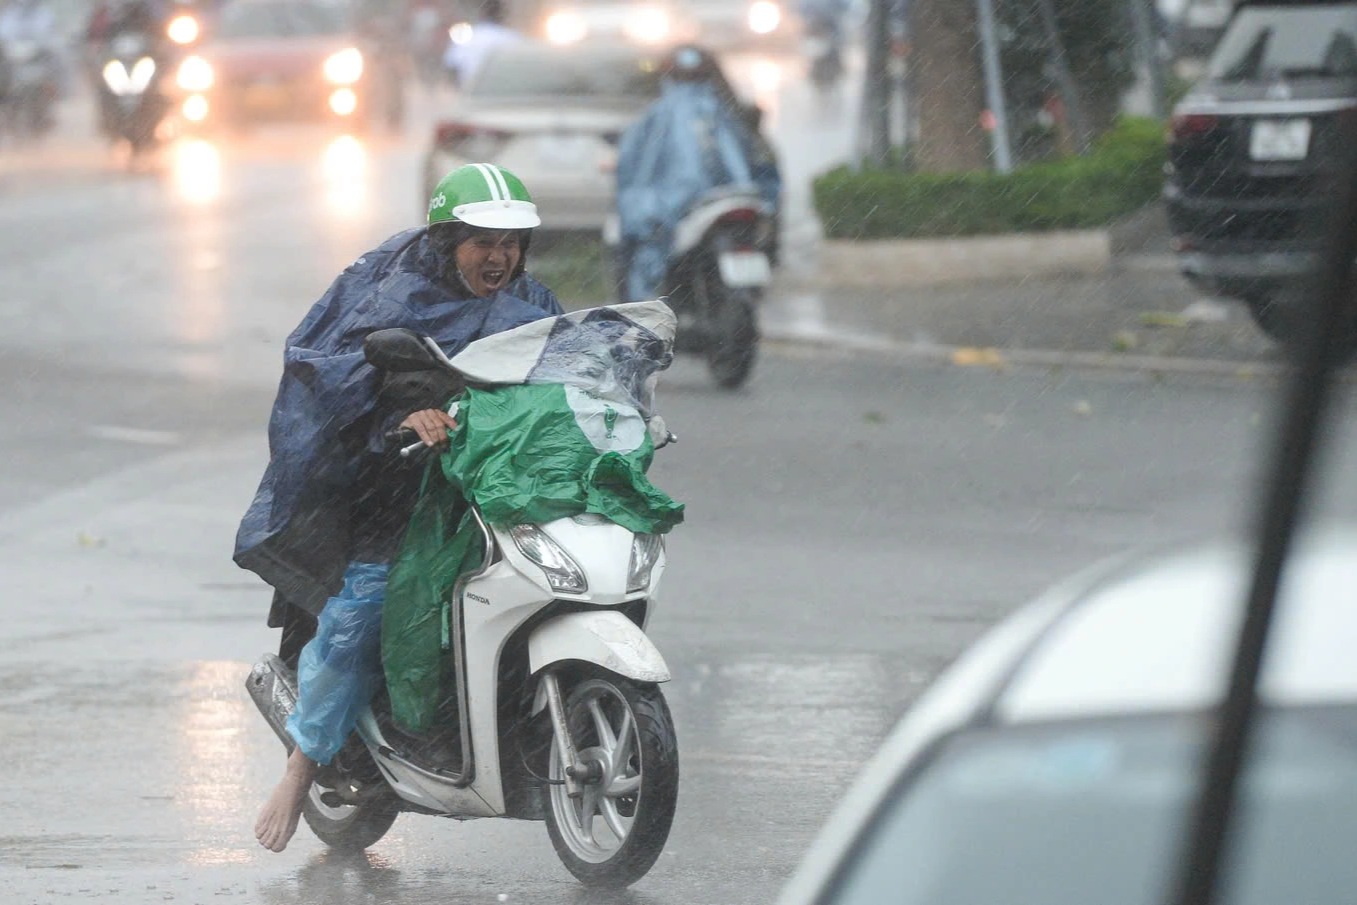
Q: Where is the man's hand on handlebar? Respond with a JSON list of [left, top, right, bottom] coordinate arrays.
[[400, 408, 458, 448]]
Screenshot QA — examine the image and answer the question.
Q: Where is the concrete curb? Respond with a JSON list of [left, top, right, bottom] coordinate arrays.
[[761, 326, 1285, 380], [808, 230, 1113, 288]]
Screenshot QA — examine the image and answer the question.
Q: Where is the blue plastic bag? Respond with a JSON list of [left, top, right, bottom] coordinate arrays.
[[286, 562, 389, 764]]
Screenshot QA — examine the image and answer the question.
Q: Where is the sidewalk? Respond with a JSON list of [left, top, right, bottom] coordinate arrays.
[[761, 204, 1284, 373]]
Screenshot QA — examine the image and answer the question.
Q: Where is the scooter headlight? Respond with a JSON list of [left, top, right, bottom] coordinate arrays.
[[101, 56, 156, 95], [102, 59, 129, 93], [627, 533, 663, 593], [131, 57, 157, 91], [511, 525, 588, 594]]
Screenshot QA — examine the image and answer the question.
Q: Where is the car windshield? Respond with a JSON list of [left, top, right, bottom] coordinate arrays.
[[1208, 7, 1357, 81], [214, 1, 349, 39], [466, 46, 663, 99], [826, 708, 1357, 905]]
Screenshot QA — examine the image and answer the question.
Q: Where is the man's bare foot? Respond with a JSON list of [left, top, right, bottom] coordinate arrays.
[[255, 747, 318, 852]]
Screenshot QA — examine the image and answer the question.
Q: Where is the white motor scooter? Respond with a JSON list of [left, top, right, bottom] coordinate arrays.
[[247, 304, 680, 888]]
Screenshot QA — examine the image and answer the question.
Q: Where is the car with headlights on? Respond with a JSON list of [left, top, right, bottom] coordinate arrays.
[[535, 0, 700, 47], [776, 525, 1357, 905], [173, 0, 396, 131], [421, 40, 666, 236]]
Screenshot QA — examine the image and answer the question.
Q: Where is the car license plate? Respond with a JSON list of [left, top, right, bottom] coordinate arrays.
[[244, 82, 289, 112], [718, 251, 771, 288], [538, 134, 589, 167], [1250, 118, 1311, 161]]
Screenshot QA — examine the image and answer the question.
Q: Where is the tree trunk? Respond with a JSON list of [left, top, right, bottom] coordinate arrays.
[[911, 0, 989, 173]]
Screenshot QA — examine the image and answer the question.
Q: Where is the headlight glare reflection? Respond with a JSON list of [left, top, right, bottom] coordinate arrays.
[[323, 47, 364, 84], [545, 10, 587, 44], [177, 55, 214, 92]]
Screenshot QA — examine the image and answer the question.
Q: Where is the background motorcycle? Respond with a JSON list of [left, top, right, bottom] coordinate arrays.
[[0, 37, 59, 140], [611, 186, 774, 390], [801, 8, 844, 88], [98, 29, 169, 155], [248, 326, 680, 888]]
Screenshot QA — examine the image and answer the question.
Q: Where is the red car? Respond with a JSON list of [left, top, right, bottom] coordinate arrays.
[[173, 0, 401, 131]]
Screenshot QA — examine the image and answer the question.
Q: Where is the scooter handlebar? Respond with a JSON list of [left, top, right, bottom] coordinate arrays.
[[384, 427, 431, 460]]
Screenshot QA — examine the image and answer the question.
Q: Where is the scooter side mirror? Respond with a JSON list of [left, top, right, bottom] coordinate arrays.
[[364, 328, 439, 371]]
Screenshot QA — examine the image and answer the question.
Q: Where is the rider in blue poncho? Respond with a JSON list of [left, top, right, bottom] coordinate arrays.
[[614, 44, 782, 303], [236, 163, 563, 854]]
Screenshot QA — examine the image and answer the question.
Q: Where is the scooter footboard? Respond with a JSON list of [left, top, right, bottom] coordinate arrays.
[[528, 610, 670, 684]]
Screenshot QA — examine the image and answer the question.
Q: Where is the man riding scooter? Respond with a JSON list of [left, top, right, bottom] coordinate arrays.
[[613, 44, 781, 304], [90, 0, 170, 142], [236, 163, 564, 853]]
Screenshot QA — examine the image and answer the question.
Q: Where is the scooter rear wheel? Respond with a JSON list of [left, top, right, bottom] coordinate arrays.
[[545, 673, 679, 888], [706, 287, 759, 390]]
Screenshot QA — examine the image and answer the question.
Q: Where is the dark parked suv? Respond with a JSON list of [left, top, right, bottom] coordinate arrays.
[[1165, 0, 1357, 349]]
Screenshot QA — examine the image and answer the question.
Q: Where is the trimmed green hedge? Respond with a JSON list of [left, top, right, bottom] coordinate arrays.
[[812, 118, 1166, 240]]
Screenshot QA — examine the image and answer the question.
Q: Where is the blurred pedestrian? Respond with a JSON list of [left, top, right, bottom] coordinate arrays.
[[352, 0, 408, 130], [442, 0, 520, 88], [409, 0, 445, 89]]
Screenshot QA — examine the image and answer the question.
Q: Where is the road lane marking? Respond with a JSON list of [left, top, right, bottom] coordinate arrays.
[[87, 425, 182, 446]]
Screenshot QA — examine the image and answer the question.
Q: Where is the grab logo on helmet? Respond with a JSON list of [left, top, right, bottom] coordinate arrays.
[[426, 163, 542, 231]]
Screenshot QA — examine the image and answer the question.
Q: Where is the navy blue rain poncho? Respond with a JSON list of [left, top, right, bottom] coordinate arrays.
[[234, 226, 563, 615], [615, 79, 782, 302]]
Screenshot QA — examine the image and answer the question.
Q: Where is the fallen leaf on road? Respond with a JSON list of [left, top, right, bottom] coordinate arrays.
[[951, 347, 1007, 368], [1139, 312, 1191, 328]]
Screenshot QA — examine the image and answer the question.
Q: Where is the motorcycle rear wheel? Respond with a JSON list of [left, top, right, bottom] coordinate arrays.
[[706, 286, 759, 390], [301, 785, 400, 851], [545, 674, 679, 888]]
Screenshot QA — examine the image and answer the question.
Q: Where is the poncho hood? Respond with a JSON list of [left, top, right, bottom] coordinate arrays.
[[234, 226, 563, 614]]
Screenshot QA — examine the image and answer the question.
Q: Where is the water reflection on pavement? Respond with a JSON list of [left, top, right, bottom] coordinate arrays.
[[2, 645, 919, 904]]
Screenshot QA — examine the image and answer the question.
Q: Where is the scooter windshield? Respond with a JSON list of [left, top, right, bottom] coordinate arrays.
[[447, 300, 677, 417]]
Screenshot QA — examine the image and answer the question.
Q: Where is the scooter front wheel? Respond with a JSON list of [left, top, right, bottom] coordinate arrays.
[[301, 784, 400, 851], [546, 673, 679, 888]]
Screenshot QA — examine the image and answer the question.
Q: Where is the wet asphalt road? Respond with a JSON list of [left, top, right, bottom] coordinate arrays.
[[13, 350, 1357, 905], [4, 55, 1357, 905]]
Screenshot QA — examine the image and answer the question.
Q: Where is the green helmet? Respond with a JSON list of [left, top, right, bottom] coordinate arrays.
[[427, 163, 541, 230]]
